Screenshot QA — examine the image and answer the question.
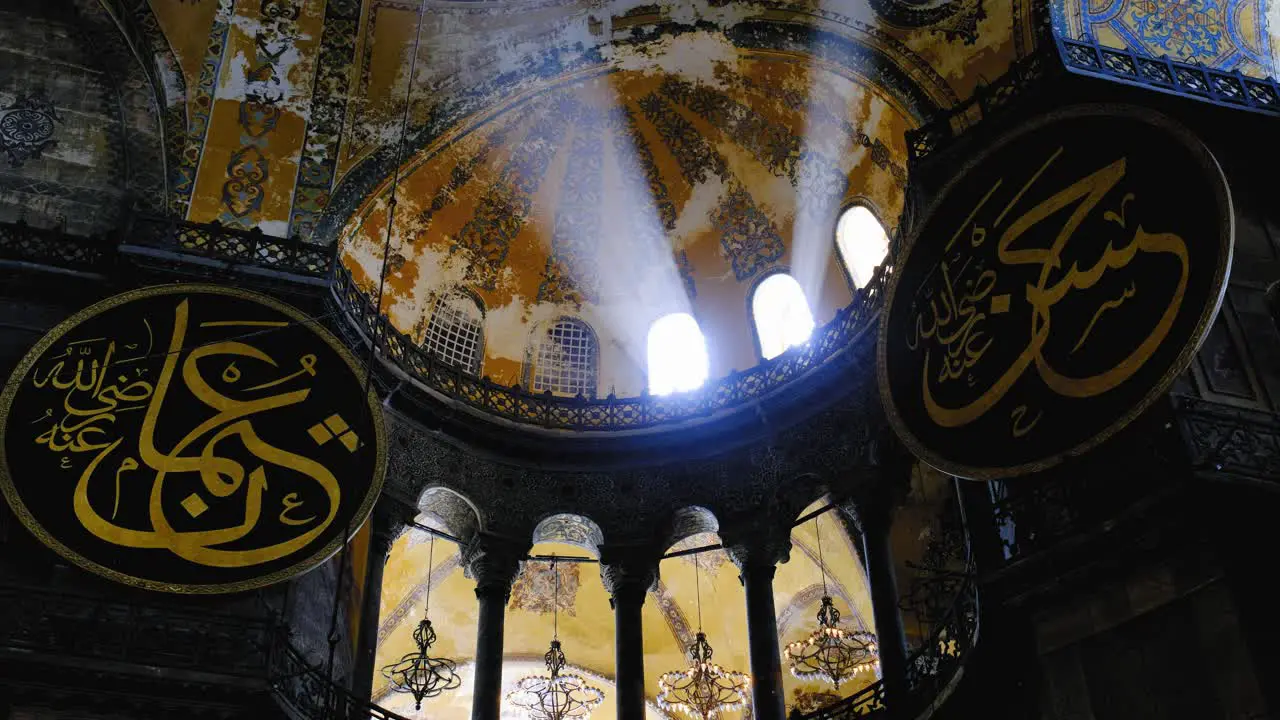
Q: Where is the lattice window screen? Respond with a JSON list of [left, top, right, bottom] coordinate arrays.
[[423, 296, 483, 374], [532, 319, 597, 397]]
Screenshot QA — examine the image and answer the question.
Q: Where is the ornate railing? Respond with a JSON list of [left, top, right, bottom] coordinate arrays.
[[268, 627, 412, 720], [1175, 396, 1280, 487], [1058, 36, 1280, 117], [0, 215, 332, 279], [0, 582, 273, 678], [126, 215, 333, 277], [331, 257, 889, 431], [902, 571, 979, 713], [905, 50, 1052, 163], [0, 218, 114, 271], [795, 571, 979, 720]]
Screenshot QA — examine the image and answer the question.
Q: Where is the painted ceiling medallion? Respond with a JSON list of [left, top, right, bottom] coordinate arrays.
[[0, 91, 62, 168], [868, 0, 987, 45]]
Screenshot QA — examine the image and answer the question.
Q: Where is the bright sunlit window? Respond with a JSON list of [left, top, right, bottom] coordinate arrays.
[[647, 313, 709, 396], [752, 273, 815, 360], [836, 205, 889, 288]]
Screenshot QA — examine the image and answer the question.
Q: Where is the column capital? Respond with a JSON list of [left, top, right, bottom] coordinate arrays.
[[463, 535, 526, 600], [721, 519, 792, 576], [369, 502, 412, 559], [598, 545, 660, 603]]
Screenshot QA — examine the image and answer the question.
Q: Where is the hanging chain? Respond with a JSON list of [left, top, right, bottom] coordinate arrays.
[[694, 552, 702, 632], [815, 515, 828, 597], [425, 532, 436, 614], [553, 554, 559, 641]]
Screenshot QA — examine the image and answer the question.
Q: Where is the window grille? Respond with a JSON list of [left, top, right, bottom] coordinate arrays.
[[423, 295, 483, 374], [532, 319, 598, 397]]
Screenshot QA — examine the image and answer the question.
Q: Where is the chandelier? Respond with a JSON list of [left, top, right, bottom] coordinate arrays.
[[382, 534, 462, 709], [506, 557, 605, 720], [784, 515, 879, 690], [657, 553, 751, 720]]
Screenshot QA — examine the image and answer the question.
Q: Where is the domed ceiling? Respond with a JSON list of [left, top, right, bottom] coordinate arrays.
[[125, 0, 1038, 237], [338, 55, 911, 393]]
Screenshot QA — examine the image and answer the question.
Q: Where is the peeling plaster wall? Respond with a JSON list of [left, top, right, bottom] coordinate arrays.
[[144, 0, 1033, 239], [0, 1, 128, 235]]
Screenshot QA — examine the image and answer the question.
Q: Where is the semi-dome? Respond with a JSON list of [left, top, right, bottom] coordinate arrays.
[[337, 51, 912, 404]]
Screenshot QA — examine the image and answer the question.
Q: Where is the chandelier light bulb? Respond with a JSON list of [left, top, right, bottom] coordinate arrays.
[[784, 596, 880, 690], [657, 632, 751, 720]]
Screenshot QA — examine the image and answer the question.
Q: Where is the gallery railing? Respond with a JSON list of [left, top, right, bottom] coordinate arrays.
[[331, 256, 890, 431], [794, 571, 980, 720], [268, 626, 412, 720], [0, 581, 274, 678], [0, 215, 332, 279], [0, 218, 114, 272], [1175, 396, 1280, 488], [1057, 36, 1280, 118], [905, 49, 1051, 163]]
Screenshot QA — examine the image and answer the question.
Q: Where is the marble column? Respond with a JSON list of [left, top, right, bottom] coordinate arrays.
[[464, 536, 525, 720], [857, 441, 912, 714], [354, 505, 406, 700], [600, 548, 659, 720], [725, 526, 792, 720]]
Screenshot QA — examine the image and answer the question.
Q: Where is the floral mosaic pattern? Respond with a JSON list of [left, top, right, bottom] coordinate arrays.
[[0, 91, 61, 168], [539, 113, 605, 305], [638, 92, 784, 281], [1058, 0, 1272, 78], [288, 0, 362, 242], [452, 98, 571, 289], [1124, 0, 1225, 58]]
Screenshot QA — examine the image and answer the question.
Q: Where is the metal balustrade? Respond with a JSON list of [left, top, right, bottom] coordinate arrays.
[[330, 258, 890, 432], [1057, 37, 1280, 117]]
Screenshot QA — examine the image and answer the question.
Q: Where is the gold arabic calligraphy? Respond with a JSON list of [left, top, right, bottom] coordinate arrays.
[[30, 299, 340, 568], [908, 153, 1190, 435]]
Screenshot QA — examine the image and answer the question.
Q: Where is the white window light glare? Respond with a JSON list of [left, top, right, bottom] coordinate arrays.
[[836, 206, 890, 288], [753, 273, 815, 360], [647, 313, 709, 396]]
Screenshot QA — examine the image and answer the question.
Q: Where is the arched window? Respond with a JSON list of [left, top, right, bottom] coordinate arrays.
[[835, 205, 889, 288], [647, 313, 709, 396], [752, 273, 815, 360], [531, 318, 599, 397], [423, 292, 484, 374]]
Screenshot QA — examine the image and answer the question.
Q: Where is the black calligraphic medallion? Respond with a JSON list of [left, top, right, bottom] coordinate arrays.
[[0, 285, 386, 593], [879, 105, 1232, 479]]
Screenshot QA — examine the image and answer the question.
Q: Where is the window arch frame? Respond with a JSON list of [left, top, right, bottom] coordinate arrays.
[[645, 311, 710, 396], [421, 287, 486, 376], [523, 316, 601, 399], [833, 200, 891, 292], [747, 266, 816, 362]]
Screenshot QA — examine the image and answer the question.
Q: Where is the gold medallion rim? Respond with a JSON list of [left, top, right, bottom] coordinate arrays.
[[0, 283, 388, 594], [876, 103, 1234, 481]]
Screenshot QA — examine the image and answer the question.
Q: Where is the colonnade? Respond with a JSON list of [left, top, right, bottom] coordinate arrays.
[[353, 489, 910, 720]]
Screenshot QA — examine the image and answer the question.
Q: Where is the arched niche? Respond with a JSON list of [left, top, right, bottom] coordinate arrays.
[[531, 513, 605, 558], [416, 486, 483, 541]]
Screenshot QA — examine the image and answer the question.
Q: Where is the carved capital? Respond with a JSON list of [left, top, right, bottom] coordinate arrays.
[[370, 503, 411, 559], [721, 517, 792, 576], [598, 546, 659, 603], [463, 536, 526, 600]]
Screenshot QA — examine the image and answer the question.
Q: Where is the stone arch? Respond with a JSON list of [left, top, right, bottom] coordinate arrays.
[[662, 505, 721, 551], [531, 513, 605, 557], [416, 485, 483, 541]]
